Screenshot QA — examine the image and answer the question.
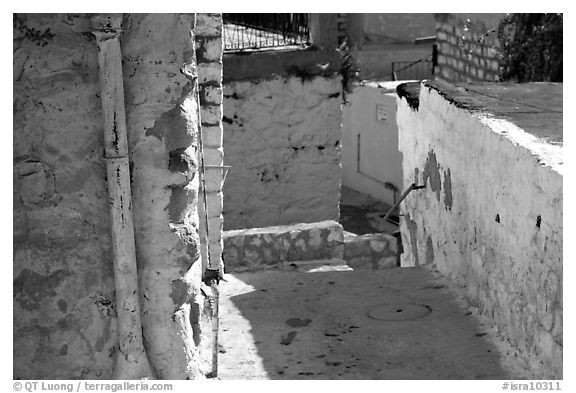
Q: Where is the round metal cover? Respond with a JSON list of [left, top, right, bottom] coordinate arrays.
[[367, 303, 432, 321]]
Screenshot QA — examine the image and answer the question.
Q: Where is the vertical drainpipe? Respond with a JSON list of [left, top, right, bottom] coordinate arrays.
[[92, 14, 155, 380]]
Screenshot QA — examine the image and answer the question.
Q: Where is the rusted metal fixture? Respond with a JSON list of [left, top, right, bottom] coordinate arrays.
[[381, 182, 426, 223]]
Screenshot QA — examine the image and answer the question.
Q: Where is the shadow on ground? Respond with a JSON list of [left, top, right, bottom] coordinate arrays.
[[217, 266, 517, 380], [339, 186, 399, 235]]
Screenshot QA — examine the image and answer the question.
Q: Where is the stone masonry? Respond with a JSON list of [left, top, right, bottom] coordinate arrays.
[[223, 221, 344, 272], [434, 14, 501, 83], [195, 13, 225, 276]]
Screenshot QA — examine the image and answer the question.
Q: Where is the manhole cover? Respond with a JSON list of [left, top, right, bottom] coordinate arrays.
[[367, 303, 432, 321]]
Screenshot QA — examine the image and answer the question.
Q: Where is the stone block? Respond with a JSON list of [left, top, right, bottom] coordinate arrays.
[[201, 37, 223, 62], [203, 146, 223, 166], [201, 105, 222, 126], [346, 256, 372, 269], [197, 62, 222, 85], [202, 125, 222, 147], [477, 68, 484, 80], [223, 220, 344, 271], [343, 233, 397, 270], [203, 85, 223, 106], [195, 14, 222, 36], [203, 171, 223, 193], [377, 256, 397, 269], [205, 192, 223, 218]]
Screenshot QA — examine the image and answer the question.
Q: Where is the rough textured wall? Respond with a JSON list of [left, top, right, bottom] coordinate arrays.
[[223, 221, 344, 271], [14, 14, 117, 379], [121, 14, 212, 379], [223, 75, 342, 230], [14, 13, 217, 380], [435, 13, 502, 83], [396, 83, 562, 378], [196, 14, 225, 275]]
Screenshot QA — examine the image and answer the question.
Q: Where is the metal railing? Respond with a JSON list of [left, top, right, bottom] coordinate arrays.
[[391, 54, 435, 81], [223, 13, 310, 51]]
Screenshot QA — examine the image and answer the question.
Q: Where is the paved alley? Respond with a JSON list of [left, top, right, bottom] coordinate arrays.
[[217, 264, 529, 380]]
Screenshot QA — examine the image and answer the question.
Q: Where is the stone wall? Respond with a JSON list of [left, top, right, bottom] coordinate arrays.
[[13, 13, 221, 380], [223, 221, 344, 271], [221, 15, 343, 231], [222, 74, 343, 230], [395, 81, 562, 378], [435, 14, 502, 83], [14, 14, 117, 379]]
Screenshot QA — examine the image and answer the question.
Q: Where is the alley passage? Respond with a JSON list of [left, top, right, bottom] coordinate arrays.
[[217, 265, 528, 379]]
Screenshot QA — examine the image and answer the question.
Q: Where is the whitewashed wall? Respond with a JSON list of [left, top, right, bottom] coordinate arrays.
[[396, 83, 562, 379]]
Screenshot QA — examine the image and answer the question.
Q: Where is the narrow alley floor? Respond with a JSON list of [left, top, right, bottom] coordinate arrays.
[[217, 263, 530, 380]]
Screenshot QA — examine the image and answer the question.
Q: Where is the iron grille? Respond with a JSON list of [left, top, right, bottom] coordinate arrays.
[[223, 13, 310, 51], [391, 54, 435, 81]]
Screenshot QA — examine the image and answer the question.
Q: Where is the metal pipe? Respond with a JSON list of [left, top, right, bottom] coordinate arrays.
[[92, 14, 155, 380], [381, 182, 426, 223]]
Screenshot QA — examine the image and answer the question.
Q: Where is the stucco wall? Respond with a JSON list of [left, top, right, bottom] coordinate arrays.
[[14, 13, 219, 380], [396, 82, 562, 378], [342, 82, 404, 206], [222, 74, 343, 230], [13, 14, 117, 379]]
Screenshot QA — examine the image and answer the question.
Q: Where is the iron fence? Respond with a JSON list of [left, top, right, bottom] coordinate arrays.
[[391, 54, 435, 81], [223, 13, 310, 51]]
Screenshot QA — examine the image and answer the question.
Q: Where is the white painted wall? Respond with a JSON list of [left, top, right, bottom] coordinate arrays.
[[396, 83, 563, 379], [342, 82, 405, 206], [223, 75, 342, 230]]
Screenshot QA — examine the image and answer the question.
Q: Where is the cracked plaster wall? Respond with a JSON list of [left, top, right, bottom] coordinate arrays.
[[13, 13, 218, 379], [396, 83, 562, 378], [14, 13, 117, 379]]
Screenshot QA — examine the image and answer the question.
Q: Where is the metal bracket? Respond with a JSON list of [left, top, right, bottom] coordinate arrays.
[[381, 182, 426, 223], [204, 165, 232, 184]]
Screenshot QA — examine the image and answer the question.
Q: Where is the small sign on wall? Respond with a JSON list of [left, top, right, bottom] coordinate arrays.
[[376, 104, 388, 122]]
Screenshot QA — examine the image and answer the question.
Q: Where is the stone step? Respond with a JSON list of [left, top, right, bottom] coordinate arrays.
[[223, 220, 400, 273], [343, 231, 399, 270], [223, 220, 344, 272]]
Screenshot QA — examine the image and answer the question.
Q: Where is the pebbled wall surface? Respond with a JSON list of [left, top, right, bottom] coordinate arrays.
[[14, 13, 117, 379], [13, 13, 218, 380], [396, 82, 562, 379], [222, 75, 343, 230]]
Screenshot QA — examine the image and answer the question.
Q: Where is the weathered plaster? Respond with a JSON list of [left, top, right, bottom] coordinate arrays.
[[396, 82, 562, 379], [222, 74, 343, 230], [121, 13, 210, 379], [14, 13, 219, 380], [14, 13, 116, 379]]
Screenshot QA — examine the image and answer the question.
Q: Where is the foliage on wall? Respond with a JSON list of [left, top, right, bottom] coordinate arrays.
[[338, 38, 360, 104], [497, 13, 563, 82]]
